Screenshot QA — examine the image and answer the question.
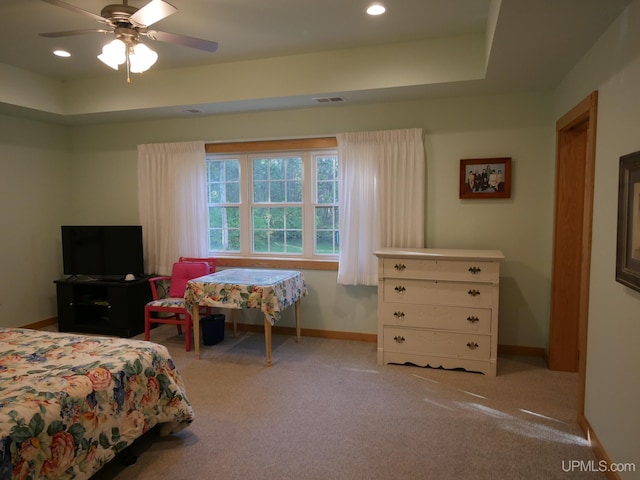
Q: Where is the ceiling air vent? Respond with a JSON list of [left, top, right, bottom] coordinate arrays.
[[312, 96, 345, 103]]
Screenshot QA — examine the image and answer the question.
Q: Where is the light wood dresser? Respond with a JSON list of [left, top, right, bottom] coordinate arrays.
[[374, 248, 504, 376]]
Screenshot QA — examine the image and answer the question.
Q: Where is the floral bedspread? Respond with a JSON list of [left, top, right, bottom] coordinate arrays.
[[185, 268, 307, 325], [0, 328, 194, 480]]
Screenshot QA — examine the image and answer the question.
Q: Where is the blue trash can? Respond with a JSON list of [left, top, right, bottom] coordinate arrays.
[[201, 314, 225, 345]]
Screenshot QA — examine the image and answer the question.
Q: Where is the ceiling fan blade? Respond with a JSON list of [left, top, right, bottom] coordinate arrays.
[[130, 0, 177, 28], [39, 29, 113, 38], [40, 0, 108, 24], [146, 30, 219, 53]]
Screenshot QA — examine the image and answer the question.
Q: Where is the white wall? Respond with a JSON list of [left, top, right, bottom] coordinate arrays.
[[59, 92, 554, 345], [0, 91, 555, 352], [554, 0, 640, 475], [0, 114, 70, 325]]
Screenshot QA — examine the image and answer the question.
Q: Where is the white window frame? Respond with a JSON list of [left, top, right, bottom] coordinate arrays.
[[206, 147, 338, 260]]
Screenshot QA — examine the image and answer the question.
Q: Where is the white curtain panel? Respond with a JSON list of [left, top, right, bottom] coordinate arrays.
[[336, 128, 425, 285], [137, 141, 208, 275]]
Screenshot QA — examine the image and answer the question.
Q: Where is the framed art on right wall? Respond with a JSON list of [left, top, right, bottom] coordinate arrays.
[[616, 150, 640, 293]]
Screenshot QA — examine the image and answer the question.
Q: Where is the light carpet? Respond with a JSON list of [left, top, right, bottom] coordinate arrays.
[[90, 324, 603, 480]]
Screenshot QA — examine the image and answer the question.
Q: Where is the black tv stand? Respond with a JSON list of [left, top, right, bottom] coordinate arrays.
[[101, 274, 126, 282], [55, 277, 152, 338]]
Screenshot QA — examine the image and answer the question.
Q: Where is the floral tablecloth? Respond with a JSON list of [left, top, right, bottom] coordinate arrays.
[[0, 328, 194, 480], [185, 268, 307, 325]]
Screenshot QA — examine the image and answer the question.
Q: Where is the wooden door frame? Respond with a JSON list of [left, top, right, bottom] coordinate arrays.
[[552, 91, 598, 420]]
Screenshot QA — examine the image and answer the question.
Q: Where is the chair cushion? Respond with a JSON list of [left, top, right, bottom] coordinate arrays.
[[168, 261, 211, 298], [147, 297, 186, 308]]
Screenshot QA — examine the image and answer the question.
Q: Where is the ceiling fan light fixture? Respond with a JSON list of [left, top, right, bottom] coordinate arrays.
[[129, 43, 158, 73], [97, 38, 126, 70]]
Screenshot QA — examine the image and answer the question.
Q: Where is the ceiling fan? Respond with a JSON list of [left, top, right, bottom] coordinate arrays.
[[39, 0, 219, 81]]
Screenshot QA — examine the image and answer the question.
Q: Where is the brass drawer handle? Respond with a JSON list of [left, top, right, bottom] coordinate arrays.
[[466, 341, 479, 350], [468, 266, 482, 274], [467, 289, 480, 296], [394, 263, 406, 271], [394, 285, 406, 293], [394, 335, 405, 344], [393, 311, 405, 319], [467, 316, 479, 323]]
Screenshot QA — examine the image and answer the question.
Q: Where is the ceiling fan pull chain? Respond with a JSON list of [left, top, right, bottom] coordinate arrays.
[[126, 51, 131, 84]]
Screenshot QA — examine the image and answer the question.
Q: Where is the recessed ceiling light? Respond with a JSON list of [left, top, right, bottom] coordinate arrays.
[[53, 50, 71, 57], [366, 3, 386, 15]]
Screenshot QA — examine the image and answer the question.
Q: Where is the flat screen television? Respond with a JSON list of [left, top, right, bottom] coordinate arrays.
[[61, 225, 145, 279]]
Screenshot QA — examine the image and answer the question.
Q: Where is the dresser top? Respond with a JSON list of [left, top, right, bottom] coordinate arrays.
[[374, 248, 505, 261]]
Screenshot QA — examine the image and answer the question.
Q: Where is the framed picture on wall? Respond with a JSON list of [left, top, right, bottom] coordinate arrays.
[[459, 157, 512, 199], [616, 150, 640, 293]]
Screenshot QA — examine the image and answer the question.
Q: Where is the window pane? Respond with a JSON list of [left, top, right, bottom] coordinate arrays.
[[207, 161, 221, 182], [317, 182, 334, 204], [286, 207, 302, 229], [253, 181, 268, 203], [270, 181, 285, 202], [252, 206, 302, 254], [226, 182, 240, 203], [315, 206, 334, 229], [208, 206, 240, 252], [315, 206, 339, 255], [207, 159, 240, 204], [270, 207, 285, 229], [253, 230, 269, 253], [253, 207, 269, 229], [286, 157, 303, 179], [254, 159, 269, 180], [269, 158, 285, 180], [316, 231, 334, 254], [209, 182, 223, 203], [316, 156, 335, 181], [287, 180, 302, 202], [271, 230, 285, 253], [225, 160, 239, 181], [286, 230, 303, 252]]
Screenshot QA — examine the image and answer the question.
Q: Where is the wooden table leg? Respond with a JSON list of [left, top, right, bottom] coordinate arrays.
[[295, 299, 301, 343], [264, 317, 272, 367], [231, 309, 237, 337], [192, 305, 201, 360]]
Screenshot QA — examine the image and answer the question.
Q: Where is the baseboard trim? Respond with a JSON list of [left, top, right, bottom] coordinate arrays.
[[578, 415, 622, 480], [228, 322, 377, 343], [21, 317, 58, 330], [25, 320, 550, 353]]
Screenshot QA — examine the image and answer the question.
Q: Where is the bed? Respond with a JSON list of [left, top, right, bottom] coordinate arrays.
[[0, 327, 194, 480]]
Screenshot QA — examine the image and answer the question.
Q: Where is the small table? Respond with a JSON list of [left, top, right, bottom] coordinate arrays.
[[185, 268, 307, 365]]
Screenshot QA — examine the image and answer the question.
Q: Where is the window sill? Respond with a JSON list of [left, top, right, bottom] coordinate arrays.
[[215, 257, 338, 271]]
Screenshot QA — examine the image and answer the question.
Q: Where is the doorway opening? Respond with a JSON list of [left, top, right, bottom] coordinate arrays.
[[549, 91, 597, 421]]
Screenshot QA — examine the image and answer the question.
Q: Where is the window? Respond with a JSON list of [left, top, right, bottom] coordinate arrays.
[[205, 139, 339, 259], [206, 159, 240, 251], [314, 154, 339, 255]]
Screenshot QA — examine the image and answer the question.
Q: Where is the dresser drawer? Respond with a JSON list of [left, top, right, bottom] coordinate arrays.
[[382, 278, 494, 308], [383, 327, 490, 360], [379, 303, 491, 333], [383, 258, 499, 283]]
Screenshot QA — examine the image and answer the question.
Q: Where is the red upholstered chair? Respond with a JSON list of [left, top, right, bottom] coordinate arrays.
[[144, 261, 214, 351]]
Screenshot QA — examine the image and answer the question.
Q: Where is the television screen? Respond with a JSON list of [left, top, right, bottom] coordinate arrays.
[[62, 225, 144, 278]]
